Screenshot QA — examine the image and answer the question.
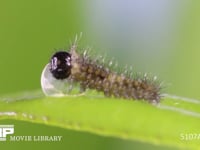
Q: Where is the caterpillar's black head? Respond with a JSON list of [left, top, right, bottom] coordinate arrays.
[[50, 51, 72, 79]]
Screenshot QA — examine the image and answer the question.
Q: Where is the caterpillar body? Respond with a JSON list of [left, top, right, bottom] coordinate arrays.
[[41, 42, 161, 103]]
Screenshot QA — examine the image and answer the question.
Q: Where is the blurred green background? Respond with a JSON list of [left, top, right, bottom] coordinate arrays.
[[0, 0, 200, 149]]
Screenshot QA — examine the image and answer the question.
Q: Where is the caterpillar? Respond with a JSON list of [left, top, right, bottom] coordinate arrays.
[[41, 40, 161, 104]]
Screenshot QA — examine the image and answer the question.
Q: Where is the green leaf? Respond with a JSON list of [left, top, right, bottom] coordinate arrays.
[[0, 90, 200, 150]]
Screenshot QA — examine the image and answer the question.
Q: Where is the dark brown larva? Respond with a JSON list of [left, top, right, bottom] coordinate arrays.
[[50, 44, 161, 103]]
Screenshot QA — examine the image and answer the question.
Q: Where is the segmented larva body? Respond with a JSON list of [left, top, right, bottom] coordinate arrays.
[[48, 44, 161, 103], [70, 47, 160, 103]]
